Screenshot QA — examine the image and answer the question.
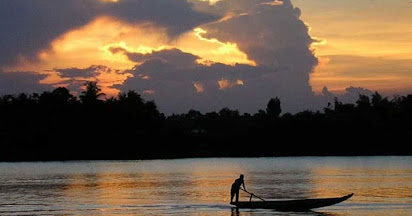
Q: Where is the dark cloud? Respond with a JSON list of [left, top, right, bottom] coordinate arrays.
[[114, 48, 281, 113], [52, 65, 132, 95], [124, 58, 272, 83], [110, 48, 200, 67], [2, 0, 383, 114], [55, 66, 98, 78], [54, 65, 127, 79], [0, 1, 96, 66], [181, 0, 319, 113], [203, 0, 317, 68], [53, 64, 120, 86], [102, 0, 217, 36], [339, 86, 374, 103], [319, 86, 375, 108], [0, 70, 51, 95], [110, 0, 321, 114], [112, 1, 381, 114], [0, 0, 217, 67]]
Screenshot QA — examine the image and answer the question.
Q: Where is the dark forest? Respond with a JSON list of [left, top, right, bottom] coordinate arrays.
[[1, 81, 411, 161]]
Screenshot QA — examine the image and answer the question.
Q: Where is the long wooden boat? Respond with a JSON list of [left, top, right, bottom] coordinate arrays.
[[230, 193, 353, 211]]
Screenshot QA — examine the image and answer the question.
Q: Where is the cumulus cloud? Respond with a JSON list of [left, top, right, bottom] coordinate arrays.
[[114, 47, 278, 113], [203, 0, 316, 69], [101, 0, 217, 36], [53, 65, 132, 95], [261, 0, 284, 6], [0, 0, 217, 67], [130, 0, 316, 113], [104, 0, 322, 114], [2, 0, 353, 114], [0, 1, 96, 67], [0, 70, 51, 95], [55, 67, 98, 78], [338, 86, 374, 103], [318, 86, 375, 109], [110, 48, 200, 67]]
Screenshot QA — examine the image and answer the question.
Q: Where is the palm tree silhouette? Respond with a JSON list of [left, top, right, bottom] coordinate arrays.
[[80, 81, 105, 104]]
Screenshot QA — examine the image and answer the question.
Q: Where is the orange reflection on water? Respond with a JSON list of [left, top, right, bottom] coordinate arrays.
[[64, 173, 136, 210], [10, 158, 412, 215], [310, 165, 412, 201]]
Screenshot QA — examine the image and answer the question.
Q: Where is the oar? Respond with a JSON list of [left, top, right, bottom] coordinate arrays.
[[240, 188, 266, 202]]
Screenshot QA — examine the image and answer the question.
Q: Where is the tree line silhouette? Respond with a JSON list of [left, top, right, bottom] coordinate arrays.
[[1, 81, 411, 161]]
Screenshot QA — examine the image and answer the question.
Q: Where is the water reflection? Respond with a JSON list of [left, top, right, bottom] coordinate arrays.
[[230, 208, 346, 216], [309, 157, 412, 200], [0, 157, 411, 215]]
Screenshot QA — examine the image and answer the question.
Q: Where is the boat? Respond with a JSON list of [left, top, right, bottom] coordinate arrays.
[[230, 193, 354, 211]]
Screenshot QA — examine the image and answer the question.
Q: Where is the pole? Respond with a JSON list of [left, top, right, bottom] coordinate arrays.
[[240, 188, 266, 202]]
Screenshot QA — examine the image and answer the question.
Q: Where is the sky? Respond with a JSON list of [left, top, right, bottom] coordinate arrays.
[[293, 0, 412, 94], [0, 0, 411, 114]]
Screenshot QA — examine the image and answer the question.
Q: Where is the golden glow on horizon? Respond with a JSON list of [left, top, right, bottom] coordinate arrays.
[[311, 72, 412, 94], [309, 33, 412, 93], [294, 0, 412, 94]]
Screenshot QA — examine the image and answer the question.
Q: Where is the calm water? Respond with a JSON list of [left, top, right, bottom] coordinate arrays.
[[0, 157, 411, 215]]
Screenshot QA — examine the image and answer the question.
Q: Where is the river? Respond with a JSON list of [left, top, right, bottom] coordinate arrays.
[[1, 157, 411, 215]]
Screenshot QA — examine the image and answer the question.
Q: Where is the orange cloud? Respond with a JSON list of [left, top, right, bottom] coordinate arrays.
[[261, 0, 284, 6], [143, 90, 155, 95], [218, 79, 244, 90], [191, 0, 221, 5], [193, 82, 205, 93], [139, 74, 151, 80], [13, 16, 255, 71], [6, 15, 255, 97], [176, 28, 256, 66]]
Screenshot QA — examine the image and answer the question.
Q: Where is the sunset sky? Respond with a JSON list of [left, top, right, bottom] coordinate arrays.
[[293, 0, 412, 94], [0, 0, 411, 114]]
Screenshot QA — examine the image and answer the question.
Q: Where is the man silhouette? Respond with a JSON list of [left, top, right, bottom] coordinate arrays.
[[231, 174, 245, 203]]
